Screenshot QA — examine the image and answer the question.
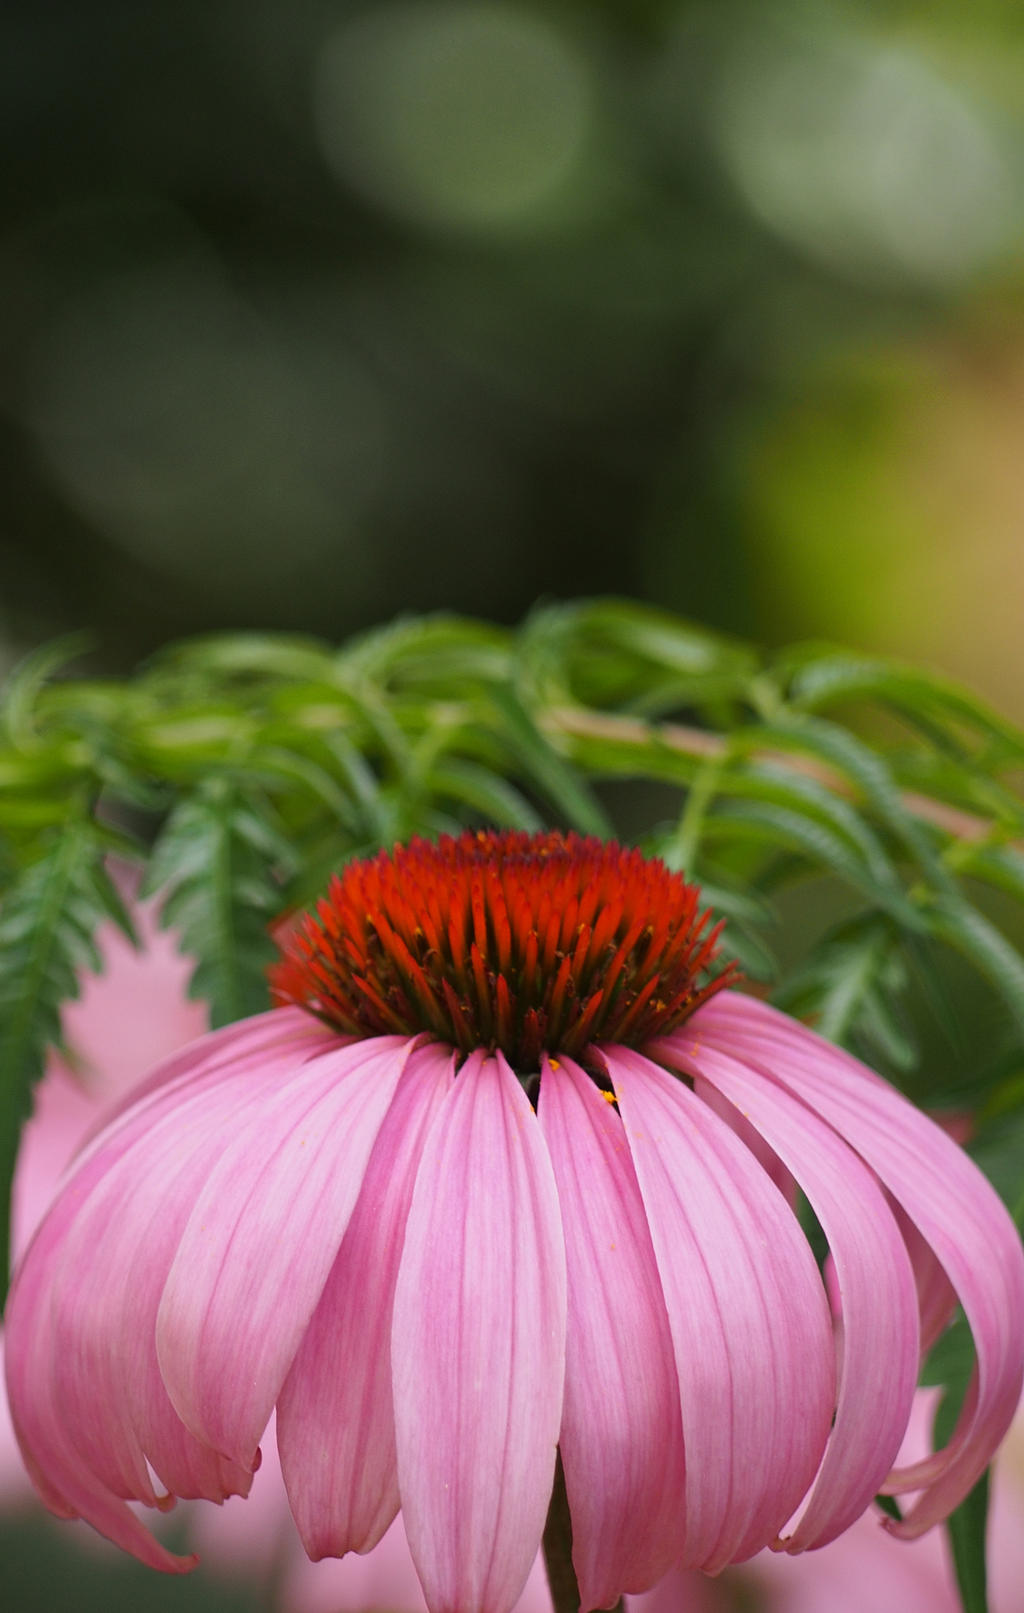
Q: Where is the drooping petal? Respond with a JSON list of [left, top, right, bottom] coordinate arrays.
[[5, 1254, 198, 1574], [538, 1055, 686, 1609], [4, 1022, 326, 1552], [156, 1036, 414, 1467], [604, 1045, 835, 1573], [657, 1035, 920, 1550], [692, 992, 1024, 1539], [73, 1007, 332, 1157], [691, 1077, 798, 1207], [392, 1050, 566, 1613], [278, 1042, 455, 1558], [892, 1202, 958, 1354], [3, 1096, 233, 1565]]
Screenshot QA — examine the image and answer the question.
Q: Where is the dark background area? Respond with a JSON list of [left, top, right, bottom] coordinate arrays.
[[4, 0, 1024, 693]]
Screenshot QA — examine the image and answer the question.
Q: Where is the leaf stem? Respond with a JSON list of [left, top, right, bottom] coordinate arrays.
[[544, 705, 1002, 845]]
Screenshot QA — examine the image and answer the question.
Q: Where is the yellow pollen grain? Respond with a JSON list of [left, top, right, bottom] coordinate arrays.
[[548, 1057, 560, 1069], [600, 1089, 617, 1105]]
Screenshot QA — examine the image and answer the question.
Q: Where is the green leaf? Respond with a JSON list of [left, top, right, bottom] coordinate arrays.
[[966, 1106, 1024, 1214], [919, 1313, 975, 1390], [144, 781, 294, 1027], [928, 896, 1024, 1038], [947, 1469, 990, 1613], [753, 713, 957, 895], [955, 845, 1024, 907], [874, 1492, 902, 1522], [782, 645, 1024, 761], [704, 797, 924, 926], [520, 597, 758, 714], [343, 613, 511, 693], [918, 1302, 991, 1613], [730, 756, 912, 904], [0, 823, 133, 1304], [487, 684, 613, 837], [150, 632, 334, 684], [427, 760, 545, 832], [0, 633, 94, 749], [935, 1378, 991, 1613], [772, 917, 916, 1068], [714, 920, 779, 983]]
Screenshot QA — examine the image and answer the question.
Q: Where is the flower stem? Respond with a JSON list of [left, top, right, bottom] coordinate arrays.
[[542, 1450, 624, 1613]]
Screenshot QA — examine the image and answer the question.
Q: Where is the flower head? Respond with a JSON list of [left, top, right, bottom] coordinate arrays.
[[5, 831, 1024, 1613], [269, 830, 738, 1061]]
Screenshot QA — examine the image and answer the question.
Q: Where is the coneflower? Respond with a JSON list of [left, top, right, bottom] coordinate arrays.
[[6, 831, 1022, 1613]]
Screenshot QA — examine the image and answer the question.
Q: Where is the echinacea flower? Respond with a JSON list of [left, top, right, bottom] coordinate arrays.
[[5, 831, 1024, 1613]]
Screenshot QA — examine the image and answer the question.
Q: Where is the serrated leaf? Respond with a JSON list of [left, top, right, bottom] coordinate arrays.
[[342, 613, 512, 693], [0, 633, 94, 748], [145, 783, 294, 1027], [150, 632, 334, 683], [782, 646, 1024, 760], [323, 733, 387, 816], [573, 598, 754, 677], [0, 823, 131, 1303], [522, 597, 758, 714], [730, 756, 911, 904], [753, 713, 957, 895], [967, 1107, 1024, 1213], [237, 747, 356, 824], [428, 759, 545, 832], [488, 684, 613, 837], [772, 917, 915, 1068], [705, 798, 924, 925], [929, 896, 1024, 1037], [852, 984, 918, 1071]]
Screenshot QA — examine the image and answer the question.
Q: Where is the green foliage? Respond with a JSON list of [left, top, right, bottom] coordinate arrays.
[[0, 818, 136, 1287], [142, 782, 295, 1027], [921, 1329, 992, 1613], [3, 603, 1024, 1609], [3, 603, 1024, 1305]]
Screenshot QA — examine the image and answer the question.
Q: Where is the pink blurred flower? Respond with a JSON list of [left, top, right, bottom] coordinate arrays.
[[5, 832, 1024, 1613], [648, 1395, 1024, 1613], [0, 902, 205, 1500]]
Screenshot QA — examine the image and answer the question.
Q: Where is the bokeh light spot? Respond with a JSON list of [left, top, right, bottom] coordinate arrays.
[[25, 247, 390, 603], [313, 1, 593, 234], [715, 23, 1015, 287]]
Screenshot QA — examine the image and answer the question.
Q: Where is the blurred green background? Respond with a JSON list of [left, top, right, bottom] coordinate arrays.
[[4, 1, 1024, 1608], [4, 0, 1024, 714]]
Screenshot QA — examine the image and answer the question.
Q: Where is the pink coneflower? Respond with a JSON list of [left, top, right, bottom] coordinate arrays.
[[5, 831, 1023, 1613]]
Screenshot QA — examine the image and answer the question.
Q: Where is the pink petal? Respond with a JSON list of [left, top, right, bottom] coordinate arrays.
[[4, 1025, 322, 1555], [156, 1036, 415, 1467], [74, 1007, 332, 1157], [277, 1042, 455, 1558], [693, 992, 1024, 1539], [604, 1045, 835, 1573], [656, 1035, 920, 1550], [537, 1055, 686, 1609], [893, 1204, 958, 1355], [392, 1051, 566, 1613]]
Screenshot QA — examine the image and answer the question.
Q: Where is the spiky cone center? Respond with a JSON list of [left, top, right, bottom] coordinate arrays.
[[270, 831, 738, 1072]]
